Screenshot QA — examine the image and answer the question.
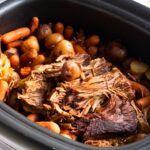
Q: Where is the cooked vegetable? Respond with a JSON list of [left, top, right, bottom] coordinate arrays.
[[85, 35, 100, 47], [54, 22, 64, 34], [36, 121, 60, 134], [52, 40, 75, 58], [31, 54, 45, 67], [21, 36, 39, 52], [1, 27, 30, 44], [64, 25, 74, 40], [9, 54, 20, 69], [136, 96, 150, 109], [30, 16, 39, 34], [105, 41, 127, 63], [20, 49, 38, 64], [130, 60, 148, 75], [27, 113, 39, 122], [36, 24, 52, 40], [62, 60, 81, 81], [87, 46, 98, 56], [60, 130, 76, 140], [145, 69, 150, 80], [45, 33, 64, 49], [73, 43, 87, 54], [0, 80, 9, 101], [20, 67, 31, 77]]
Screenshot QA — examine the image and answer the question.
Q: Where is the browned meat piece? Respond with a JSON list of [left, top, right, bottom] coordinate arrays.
[[17, 63, 63, 113], [75, 96, 138, 140], [18, 54, 139, 140]]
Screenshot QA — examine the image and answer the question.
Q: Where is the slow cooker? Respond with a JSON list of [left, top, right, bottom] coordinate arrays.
[[0, 0, 150, 149]]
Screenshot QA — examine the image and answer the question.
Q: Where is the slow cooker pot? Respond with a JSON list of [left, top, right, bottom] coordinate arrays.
[[0, 0, 150, 149]]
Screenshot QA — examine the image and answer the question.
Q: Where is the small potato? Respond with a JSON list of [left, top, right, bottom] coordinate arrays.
[[105, 41, 127, 63], [20, 49, 38, 64], [21, 36, 39, 52], [45, 33, 64, 49], [27, 113, 39, 122], [0, 80, 9, 101], [36, 121, 60, 134], [53, 40, 75, 57], [62, 60, 81, 81], [85, 35, 100, 47], [9, 54, 20, 69], [130, 60, 148, 75], [64, 25, 74, 40], [145, 69, 150, 80], [54, 22, 64, 34], [37, 24, 52, 40]]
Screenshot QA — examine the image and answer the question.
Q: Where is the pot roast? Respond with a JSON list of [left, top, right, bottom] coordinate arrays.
[[17, 54, 149, 146]]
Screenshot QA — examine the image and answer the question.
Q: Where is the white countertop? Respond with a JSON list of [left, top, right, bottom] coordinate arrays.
[[134, 0, 150, 7]]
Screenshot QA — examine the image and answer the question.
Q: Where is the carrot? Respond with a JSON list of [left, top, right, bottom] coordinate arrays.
[[0, 80, 9, 101], [1, 27, 30, 44]]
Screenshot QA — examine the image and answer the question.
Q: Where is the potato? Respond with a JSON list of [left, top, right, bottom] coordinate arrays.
[[105, 41, 127, 63], [62, 60, 81, 81], [20, 49, 38, 64], [21, 36, 39, 52], [53, 40, 75, 58], [37, 24, 52, 40], [145, 69, 150, 80], [45, 33, 64, 49], [130, 60, 148, 75]]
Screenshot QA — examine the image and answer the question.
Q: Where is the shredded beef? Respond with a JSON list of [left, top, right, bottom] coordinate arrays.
[[17, 54, 138, 141]]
